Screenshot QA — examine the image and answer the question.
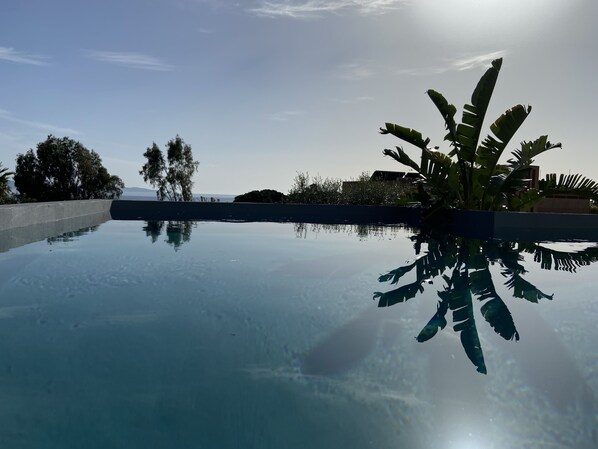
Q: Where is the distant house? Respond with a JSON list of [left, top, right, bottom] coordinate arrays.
[[342, 171, 422, 193], [369, 170, 423, 182], [525, 166, 591, 213]]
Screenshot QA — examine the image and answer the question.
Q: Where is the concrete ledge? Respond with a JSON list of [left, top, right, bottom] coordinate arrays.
[[0, 200, 113, 231], [110, 200, 423, 226], [445, 209, 598, 241], [2, 199, 597, 242], [0, 211, 112, 253], [112, 200, 598, 240]]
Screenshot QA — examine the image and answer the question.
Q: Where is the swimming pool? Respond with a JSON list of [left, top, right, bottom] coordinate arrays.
[[0, 220, 596, 448]]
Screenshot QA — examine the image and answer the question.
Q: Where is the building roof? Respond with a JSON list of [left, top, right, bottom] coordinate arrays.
[[370, 170, 422, 181]]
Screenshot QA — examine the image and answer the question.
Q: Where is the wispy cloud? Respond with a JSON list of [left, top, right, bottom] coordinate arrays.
[[333, 95, 375, 104], [86, 51, 174, 71], [0, 46, 49, 66], [249, 0, 405, 18], [450, 51, 507, 71], [398, 50, 507, 76], [338, 63, 375, 81], [269, 110, 303, 121], [0, 109, 80, 135]]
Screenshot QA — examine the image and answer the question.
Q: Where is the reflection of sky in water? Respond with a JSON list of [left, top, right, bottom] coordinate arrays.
[[0, 220, 596, 448]]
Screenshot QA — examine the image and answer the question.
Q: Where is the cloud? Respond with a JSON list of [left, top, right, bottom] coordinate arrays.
[[338, 63, 375, 81], [397, 50, 507, 76], [0, 109, 80, 135], [86, 51, 174, 71], [249, 0, 405, 18], [269, 110, 303, 121], [450, 51, 507, 71], [0, 46, 49, 66], [333, 95, 375, 104]]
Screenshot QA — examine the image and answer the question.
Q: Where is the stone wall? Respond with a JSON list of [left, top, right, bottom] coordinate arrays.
[[0, 200, 112, 231]]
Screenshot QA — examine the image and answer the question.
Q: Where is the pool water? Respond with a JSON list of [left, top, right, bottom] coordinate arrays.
[[0, 220, 596, 448]]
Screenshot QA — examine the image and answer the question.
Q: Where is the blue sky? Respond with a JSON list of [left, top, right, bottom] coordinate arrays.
[[0, 0, 596, 194]]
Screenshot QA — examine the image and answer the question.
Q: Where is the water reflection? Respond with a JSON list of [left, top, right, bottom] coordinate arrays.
[[143, 221, 195, 250], [293, 222, 410, 240], [47, 226, 99, 244], [374, 231, 598, 374]]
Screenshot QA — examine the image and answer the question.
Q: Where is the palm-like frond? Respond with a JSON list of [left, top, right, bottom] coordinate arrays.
[[509, 135, 561, 167], [0, 163, 14, 202], [382, 147, 420, 173], [457, 58, 502, 164], [476, 105, 531, 208], [427, 89, 459, 148], [539, 173, 598, 201], [379, 123, 430, 150]]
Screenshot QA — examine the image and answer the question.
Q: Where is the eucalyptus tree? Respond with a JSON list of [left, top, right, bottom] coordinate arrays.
[[380, 58, 598, 214], [140, 135, 199, 202]]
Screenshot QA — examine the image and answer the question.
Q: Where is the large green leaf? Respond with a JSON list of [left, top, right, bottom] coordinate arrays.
[[383, 147, 420, 173], [457, 58, 502, 164], [476, 105, 532, 208], [380, 123, 430, 150], [427, 89, 458, 144]]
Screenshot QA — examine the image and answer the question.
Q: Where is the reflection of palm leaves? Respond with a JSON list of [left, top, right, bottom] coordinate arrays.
[[443, 267, 487, 374], [470, 267, 519, 341], [519, 243, 598, 272], [503, 271, 553, 303], [373, 233, 598, 374], [374, 238, 458, 307]]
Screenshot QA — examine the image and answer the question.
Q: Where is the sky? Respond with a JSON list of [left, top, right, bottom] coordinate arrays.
[[0, 0, 596, 195]]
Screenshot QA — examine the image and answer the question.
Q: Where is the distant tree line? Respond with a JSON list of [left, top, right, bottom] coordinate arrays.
[[233, 172, 418, 206], [1, 133, 200, 204]]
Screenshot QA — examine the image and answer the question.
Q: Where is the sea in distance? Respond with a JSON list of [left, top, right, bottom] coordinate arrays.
[[120, 187, 236, 203]]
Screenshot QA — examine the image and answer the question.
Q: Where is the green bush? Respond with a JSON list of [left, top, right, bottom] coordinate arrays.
[[234, 189, 286, 203], [286, 171, 417, 206]]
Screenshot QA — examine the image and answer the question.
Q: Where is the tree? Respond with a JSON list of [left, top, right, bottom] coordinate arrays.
[[380, 58, 598, 215], [14, 136, 124, 202], [0, 162, 14, 204], [139, 135, 199, 201], [234, 189, 286, 203]]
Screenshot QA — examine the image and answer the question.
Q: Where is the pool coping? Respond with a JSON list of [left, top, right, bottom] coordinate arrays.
[[1, 199, 598, 241]]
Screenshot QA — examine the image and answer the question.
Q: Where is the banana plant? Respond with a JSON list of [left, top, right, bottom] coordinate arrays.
[[380, 58, 598, 213]]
